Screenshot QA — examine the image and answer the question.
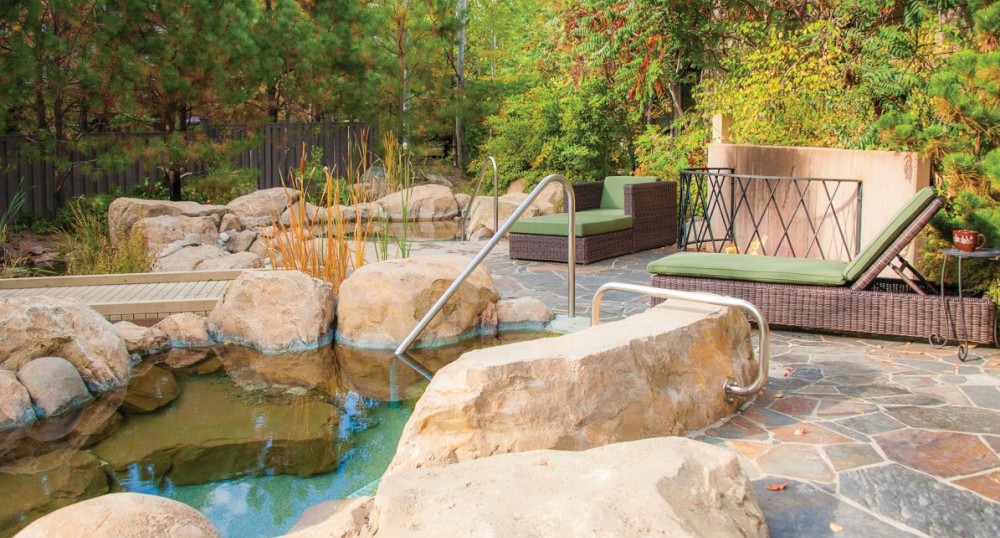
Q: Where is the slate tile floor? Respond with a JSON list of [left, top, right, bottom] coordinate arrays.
[[412, 240, 1000, 536]]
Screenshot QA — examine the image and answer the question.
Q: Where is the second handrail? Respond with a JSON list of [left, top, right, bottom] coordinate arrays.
[[590, 282, 769, 402], [395, 174, 577, 358]]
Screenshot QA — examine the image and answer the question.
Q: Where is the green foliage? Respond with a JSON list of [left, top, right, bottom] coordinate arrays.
[[477, 78, 632, 190], [633, 122, 711, 180], [56, 198, 151, 275]]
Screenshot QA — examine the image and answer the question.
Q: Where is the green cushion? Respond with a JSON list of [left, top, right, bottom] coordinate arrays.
[[600, 176, 658, 210], [842, 186, 938, 281], [509, 211, 633, 237], [647, 252, 848, 286]]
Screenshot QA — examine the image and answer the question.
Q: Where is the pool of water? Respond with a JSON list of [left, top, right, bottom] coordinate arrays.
[[0, 331, 544, 538]]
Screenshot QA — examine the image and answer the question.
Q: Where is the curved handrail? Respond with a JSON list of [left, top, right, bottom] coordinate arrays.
[[460, 156, 498, 240], [395, 174, 577, 359], [590, 282, 769, 402]]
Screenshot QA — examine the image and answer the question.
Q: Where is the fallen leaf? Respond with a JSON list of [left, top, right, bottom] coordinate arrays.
[[773, 392, 784, 399], [766, 483, 788, 491], [855, 409, 865, 414], [793, 428, 808, 436], [783, 367, 795, 377], [830, 522, 844, 533]]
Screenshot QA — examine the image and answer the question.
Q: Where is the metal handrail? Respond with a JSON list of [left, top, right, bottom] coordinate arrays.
[[590, 282, 769, 402], [460, 156, 498, 240], [395, 174, 577, 361]]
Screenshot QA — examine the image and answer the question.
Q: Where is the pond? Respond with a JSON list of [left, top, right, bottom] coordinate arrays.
[[0, 331, 545, 538]]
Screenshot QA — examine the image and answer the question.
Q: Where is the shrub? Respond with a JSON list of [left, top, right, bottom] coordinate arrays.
[[57, 199, 152, 275]]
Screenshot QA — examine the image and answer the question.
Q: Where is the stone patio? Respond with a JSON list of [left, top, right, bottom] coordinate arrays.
[[409, 240, 1000, 537]]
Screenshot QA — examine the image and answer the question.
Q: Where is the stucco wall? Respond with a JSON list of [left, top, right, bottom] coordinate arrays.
[[705, 143, 931, 263]]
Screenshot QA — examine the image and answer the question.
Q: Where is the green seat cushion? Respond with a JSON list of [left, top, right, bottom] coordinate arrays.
[[509, 211, 633, 237], [600, 176, 658, 210], [842, 186, 938, 281], [647, 252, 848, 286]]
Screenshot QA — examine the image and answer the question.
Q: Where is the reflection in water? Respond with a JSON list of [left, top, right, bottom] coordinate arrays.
[[0, 331, 547, 538]]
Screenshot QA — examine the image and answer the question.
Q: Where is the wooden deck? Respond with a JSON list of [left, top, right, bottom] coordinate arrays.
[[0, 270, 244, 321]]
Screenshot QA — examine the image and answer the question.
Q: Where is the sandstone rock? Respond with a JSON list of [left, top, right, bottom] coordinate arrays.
[[219, 213, 243, 232], [453, 192, 470, 211], [16, 357, 92, 418], [388, 301, 755, 471], [248, 237, 273, 259], [152, 244, 228, 272], [112, 321, 169, 355], [136, 214, 220, 251], [156, 349, 219, 374], [422, 172, 453, 188], [496, 297, 552, 327], [227, 188, 299, 223], [506, 178, 526, 194], [298, 438, 766, 538], [286, 497, 373, 536], [375, 184, 458, 221], [336, 256, 499, 348], [209, 271, 335, 353], [533, 181, 564, 209], [121, 363, 179, 413], [0, 297, 130, 392], [464, 193, 543, 239], [91, 375, 340, 485], [224, 230, 257, 253], [218, 346, 338, 396], [281, 202, 332, 225], [0, 371, 35, 430], [107, 197, 229, 239], [0, 450, 110, 537], [155, 313, 214, 347], [341, 203, 376, 222], [196, 252, 263, 271], [15, 492, 218, 538]]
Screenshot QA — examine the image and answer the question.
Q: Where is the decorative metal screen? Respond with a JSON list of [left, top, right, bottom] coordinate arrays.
[[679, 168, 863, 260]]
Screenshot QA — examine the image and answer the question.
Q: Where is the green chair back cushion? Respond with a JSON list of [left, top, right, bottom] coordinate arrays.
[[647, 252, 848, 286], [842, 186, 938, 281], [509, 211, 633, 237], [600, 176, 658, 210]]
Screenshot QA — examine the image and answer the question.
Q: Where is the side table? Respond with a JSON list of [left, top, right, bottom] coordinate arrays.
[[930, 247, 1000, 360]]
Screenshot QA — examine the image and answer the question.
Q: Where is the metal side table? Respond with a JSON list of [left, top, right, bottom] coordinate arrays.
[[930, 247, 1000, 360]]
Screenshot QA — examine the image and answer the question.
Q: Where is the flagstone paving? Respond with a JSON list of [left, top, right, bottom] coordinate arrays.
[[420, 241, 1000, 538]]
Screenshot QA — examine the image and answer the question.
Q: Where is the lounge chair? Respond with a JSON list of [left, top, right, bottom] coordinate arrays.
[[647, 187, 996, 343], [509, 176, 677, 264]]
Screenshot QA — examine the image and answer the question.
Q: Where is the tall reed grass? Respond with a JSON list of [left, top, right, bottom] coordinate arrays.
[[57, 200, 152, 275]]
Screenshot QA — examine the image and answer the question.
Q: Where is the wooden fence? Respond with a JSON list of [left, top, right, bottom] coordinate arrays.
[[0, 121, 374, 219]]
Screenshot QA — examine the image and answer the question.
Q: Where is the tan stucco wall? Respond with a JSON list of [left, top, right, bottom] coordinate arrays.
[[706, 143, 931, 262]]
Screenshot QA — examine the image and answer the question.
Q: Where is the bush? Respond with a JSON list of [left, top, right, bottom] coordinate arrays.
[[129, 164, 258, 205], [475, 78, 632, 192], [57, 199, 152, 275]]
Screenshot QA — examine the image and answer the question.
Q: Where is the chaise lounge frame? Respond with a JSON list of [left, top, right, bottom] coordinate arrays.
[[651, 197, 996, 344], [509, 180, 678, 264]]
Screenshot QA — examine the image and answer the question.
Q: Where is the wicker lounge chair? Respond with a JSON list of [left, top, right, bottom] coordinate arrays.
[[509, 176, 678, 264], [648, 187, 996, 343]]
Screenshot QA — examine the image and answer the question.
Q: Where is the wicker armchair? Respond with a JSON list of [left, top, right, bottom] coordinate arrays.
[[509, 177, 677, 264]]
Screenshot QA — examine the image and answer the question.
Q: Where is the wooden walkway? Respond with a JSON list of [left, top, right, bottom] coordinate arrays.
[[0, 270, 243, 321]]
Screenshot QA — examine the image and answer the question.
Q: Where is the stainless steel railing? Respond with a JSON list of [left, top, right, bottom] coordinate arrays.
[[395, 174, 577, 362], [460, 156, 498, 240], [591, 282, 769, 402]]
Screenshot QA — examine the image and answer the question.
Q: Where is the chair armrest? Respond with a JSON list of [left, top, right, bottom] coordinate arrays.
[[570, 182, 603, 212], [624, 181, 678, 250]]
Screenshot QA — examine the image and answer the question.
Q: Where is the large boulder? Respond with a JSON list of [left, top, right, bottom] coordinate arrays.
[[112, 321, 169, 355], [286, 438, 766, 538], [107, 198, 229, 239], [496, 297, 552, 328], [91, 375, 340, 485], [227, 188, 299, 228], [16, 357, 92, 418], [136, 214, 221, 251], [0, 297, 130, 392], [0, 450, 110, 537], [151, 244, 228, 272], [336, 256, 499, 348], [0, 370, 35, 430], [154, 313, 215, 347], [464, 192, 554, 239], [388, 300, 755, 471], [196, 251, 263, 271], [375, 184, 458, 221], [14, 492, 218, 538], [209, 271, 336, 353], [121, 363, 179, 414]]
